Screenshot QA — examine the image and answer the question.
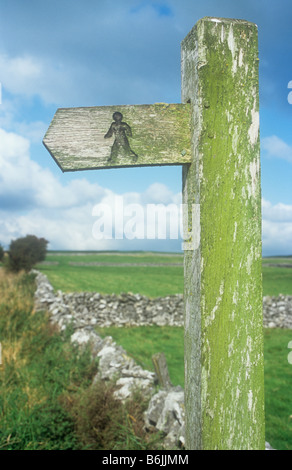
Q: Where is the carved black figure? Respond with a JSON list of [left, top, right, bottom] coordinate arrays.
[[104, 112, 138, 161]]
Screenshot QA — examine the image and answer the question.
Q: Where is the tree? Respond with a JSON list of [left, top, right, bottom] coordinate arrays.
[[7, 235, 48, 273], [0, 244, 4, 262]]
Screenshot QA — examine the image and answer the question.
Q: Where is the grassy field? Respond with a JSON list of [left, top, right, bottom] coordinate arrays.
[[36, 251, 292, 297], [1, 251, 292, 450], [36, 251, 184, 297], [262, 257, 292, 296]]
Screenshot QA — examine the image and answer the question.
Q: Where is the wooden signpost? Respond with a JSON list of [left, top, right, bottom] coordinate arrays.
[[43, 103, 191, 171], [43, 17, 265, 450]]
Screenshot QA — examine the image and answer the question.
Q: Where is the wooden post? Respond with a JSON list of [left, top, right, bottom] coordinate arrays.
[[181, 17, 265, 450], [152, 352, 173, 390]]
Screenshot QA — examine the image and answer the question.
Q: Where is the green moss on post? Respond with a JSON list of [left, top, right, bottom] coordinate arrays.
[[181, 17, 265, 450]]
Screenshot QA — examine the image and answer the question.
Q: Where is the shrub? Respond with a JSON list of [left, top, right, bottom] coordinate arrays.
[[66, 380, 163, 450], [6, 235, 48, 273], [0, 245, 4, 262]]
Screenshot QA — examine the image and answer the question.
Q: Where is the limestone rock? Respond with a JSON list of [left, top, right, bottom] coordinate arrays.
[[114, 377, 154, 401], [144, 387, 185, 448], [70, 326, 103, 356]]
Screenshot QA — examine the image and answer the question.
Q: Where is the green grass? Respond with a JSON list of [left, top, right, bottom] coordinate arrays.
[[0, 271, 161, 450], [262, 263, 292, 297], [0, 271, 96, 450], [43, 251, 183, 265], [39, 265, 183, 297], [36, 252, 292, 297], [36, 251, 184, 297]]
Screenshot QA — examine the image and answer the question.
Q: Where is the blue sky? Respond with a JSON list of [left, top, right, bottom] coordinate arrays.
[[0, 0, 291, 255]]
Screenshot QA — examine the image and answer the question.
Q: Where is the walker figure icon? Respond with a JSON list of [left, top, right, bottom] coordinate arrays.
[[104, 111, 138, 162]]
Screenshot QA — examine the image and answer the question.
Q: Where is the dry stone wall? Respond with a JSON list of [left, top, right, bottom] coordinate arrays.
[[33, 270, 292, 330], [33, 270, 287, 449], [263, 295, 292, 329]]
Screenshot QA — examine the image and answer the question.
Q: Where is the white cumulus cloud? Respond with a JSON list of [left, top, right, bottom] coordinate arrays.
[[262, 198, 292, 255], [262, 135, 292, 164], [0, 54, 42, 97]]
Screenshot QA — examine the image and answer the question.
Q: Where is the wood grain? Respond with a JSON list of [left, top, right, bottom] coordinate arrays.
[[182, 17, 265, 450], [43, 103, 191, 171]]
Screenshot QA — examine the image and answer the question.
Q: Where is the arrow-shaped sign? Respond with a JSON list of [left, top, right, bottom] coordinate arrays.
[[43, 103, 191, 172]]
